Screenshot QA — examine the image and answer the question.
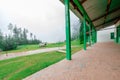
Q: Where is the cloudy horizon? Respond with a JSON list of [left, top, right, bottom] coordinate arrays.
[[0, 0, 78, 43]]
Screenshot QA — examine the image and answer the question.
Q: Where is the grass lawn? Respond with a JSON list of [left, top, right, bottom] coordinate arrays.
[[0, 42, 66, 54], [0, 44, 40, 54], [0, 51, 66, 80], [0, 40, 80, 54], [0, 43, 83, 80]]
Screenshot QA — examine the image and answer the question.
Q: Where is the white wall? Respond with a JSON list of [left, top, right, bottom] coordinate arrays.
[[97, 26, 115, 42]]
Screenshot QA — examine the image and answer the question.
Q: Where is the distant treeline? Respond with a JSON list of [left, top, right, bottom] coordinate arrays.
[[0, 23, 41, 51]]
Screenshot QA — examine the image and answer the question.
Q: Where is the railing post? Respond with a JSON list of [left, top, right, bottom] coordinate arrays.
[[65, 0, 71, 60]]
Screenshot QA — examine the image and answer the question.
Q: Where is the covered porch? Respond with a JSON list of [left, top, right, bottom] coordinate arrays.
[[24, 0, 120, 79], [24, 42, 120, 80], [62, 0, 120, 60]]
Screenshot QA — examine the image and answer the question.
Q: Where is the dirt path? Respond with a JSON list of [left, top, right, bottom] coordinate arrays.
[[24, 42, 120, 80], [0, 47, 66, 61]]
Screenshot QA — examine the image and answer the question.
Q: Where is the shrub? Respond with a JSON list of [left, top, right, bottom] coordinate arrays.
[[0, 36, 17, 51]]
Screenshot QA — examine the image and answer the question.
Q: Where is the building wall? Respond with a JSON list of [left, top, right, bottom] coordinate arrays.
[[97, 26, 115, 42]]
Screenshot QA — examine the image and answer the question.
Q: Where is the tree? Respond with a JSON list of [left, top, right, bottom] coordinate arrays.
[[13, 25, 22, 44], [0, 29, 3, 50], [0, 29, 3, 40], [8, 23, 13, 35], [22, 28, 28, 44], [71, 20, 81, 40], [0, 35, 17, 51], [30, 33, 33, 40]]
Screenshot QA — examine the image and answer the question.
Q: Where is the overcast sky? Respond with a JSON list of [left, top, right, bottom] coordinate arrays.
[[0, 0, 78, 43]]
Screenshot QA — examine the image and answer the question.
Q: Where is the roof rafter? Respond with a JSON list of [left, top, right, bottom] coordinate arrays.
[[104, 0, 112, 23], [73, 0, 95, 29], [92, 7, 120, 22], [81, 0, 87, 4], [95, 15, 120, 28]]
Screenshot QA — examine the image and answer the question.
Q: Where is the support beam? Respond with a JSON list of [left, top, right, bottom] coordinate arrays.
[[92, 7, 120, 22], [83, 17, 87, 50], [88, 24, 91, 46], [116, 27, 119, 43], [96, 15, 120, 28], [104, 0, 112, 19], [73, 0, 95, 29], [116, 27, 120, 43], [95, 30, 97, 43], [91, 27, 95, 44], [65, 0, 71, 60], [81, 0, 87, 4]]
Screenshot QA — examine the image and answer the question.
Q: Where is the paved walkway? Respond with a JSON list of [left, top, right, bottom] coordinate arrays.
[[24, 42, 120, 80], [0, 47, 65, 60]]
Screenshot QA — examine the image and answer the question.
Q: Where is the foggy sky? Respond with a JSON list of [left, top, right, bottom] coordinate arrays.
[[0, 0, 78, 43]]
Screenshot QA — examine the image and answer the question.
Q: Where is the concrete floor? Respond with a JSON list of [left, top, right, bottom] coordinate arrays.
[[24, 42, 120, 80]]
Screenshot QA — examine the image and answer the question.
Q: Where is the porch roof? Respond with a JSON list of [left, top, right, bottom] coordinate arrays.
[[60, 0, 120, 30]]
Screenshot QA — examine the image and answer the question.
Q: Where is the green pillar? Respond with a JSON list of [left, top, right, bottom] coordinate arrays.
[[83, 17, 86, 50], [118, 26, 120, 43], [95, 29, 97, 43], [92, 29, 97, 44], [116, 27, 119, 43], [91, 27, 94, 44], [88, 25, 91, 46], [65, 0, 71, 60]]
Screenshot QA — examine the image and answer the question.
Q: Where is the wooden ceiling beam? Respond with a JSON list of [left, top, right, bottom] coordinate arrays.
[[95, 15, 120, 28], [81, 0, 87, 4], [70, 0, 83, 16], [70, 0, 90, 23], [92, 7, 120, 22], [105, 0, 112, 18]]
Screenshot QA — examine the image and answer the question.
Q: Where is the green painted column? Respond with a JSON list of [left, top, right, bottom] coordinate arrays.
[[116, 27, 119, 43], [65, 0, 71, 60], [88, 25, 91, 46], [91, 27, 94, 44], [118, 26, 120, 43], [83, 17, 86, 50], [95, 29, 97, 43]]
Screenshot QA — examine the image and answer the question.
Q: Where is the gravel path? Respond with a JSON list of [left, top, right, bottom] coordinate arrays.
[[0, 47, 66, 61], [24, 42, 120, 80]]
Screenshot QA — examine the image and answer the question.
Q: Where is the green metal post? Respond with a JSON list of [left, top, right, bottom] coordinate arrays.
[[91, 27, 94, 44], [83, 17, 86, 50], [116, 27, 119, 43], [118, 26, 120, 43], [65, 0, 71, 60], [95, 29, 97, 43], [88, 25, 91, 46]]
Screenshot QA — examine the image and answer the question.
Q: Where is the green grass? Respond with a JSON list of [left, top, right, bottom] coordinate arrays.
[[71, 39, 81, 46], [0, 40, 83, 80], [0, 51, 66, 80], [0, 42, 66, 54], [0, 44, 40, 54], [71, 45, 83, 54], [0, 40, 80, 54], [46, 42, 65, 47]]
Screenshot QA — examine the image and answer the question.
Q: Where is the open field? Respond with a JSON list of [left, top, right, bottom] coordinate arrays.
[[0, 42, 65, 54], [0, 40, 83, 80], [0, 45, 82, 80], [0, 51, 65, 80], [0, 40, 80, 54]]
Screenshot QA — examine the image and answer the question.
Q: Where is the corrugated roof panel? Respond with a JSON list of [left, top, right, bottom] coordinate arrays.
[[82, 0, 107, 20], [109, 0, 120, 11], [60, 0, 120, 30]]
